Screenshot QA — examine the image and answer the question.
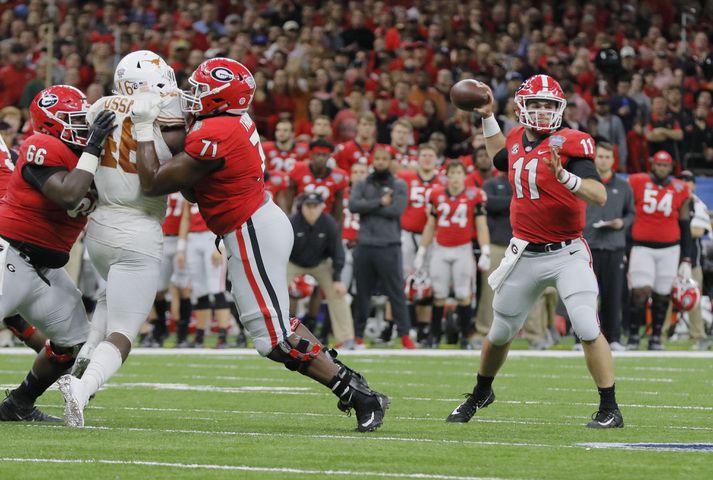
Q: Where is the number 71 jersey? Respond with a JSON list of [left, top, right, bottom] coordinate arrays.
[[629, 173, 690, 243], [506, 125, 595, 244]]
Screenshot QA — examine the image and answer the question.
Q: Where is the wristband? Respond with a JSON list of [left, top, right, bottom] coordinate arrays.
[[481, 244, 491, 255], [177, 238, 187, 251], [482, 115, 501, 138], [416, 246, 427, 257], [74, 152, 99, 175], [134, 122, 154, 142], [557, 170, 582, 192]]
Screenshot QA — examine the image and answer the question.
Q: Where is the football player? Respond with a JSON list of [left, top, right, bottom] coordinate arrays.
[[627, 151, 692, 350], [133, 58, 390, 432], [332, 112, 381, 171], [262, 119, 309, 173], [0, 85, 114, 422], [58, 51, 186, 427], [445, 75, 622, 429], [386, 119, 418, 171], [415, 160, 490, 348]]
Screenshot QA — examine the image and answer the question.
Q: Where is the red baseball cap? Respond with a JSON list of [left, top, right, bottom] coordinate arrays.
[[652, 150, 673, 164]]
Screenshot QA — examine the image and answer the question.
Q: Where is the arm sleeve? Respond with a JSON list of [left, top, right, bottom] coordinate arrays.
[[493, 148, 508, 172], [566, 157, 601, 181], [21, 164, 68, 191], [348, 179, 382, 214], [377, 180, 408, 218], [679, 218, 692, 260]]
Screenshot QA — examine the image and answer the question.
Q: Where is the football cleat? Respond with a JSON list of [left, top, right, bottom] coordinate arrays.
[[58, 375, 86, 427], [648, 336, 664, 351], [586, 408, 624, 428], [0, 390, 61, 422], [445, 390, 495, 423], [626, 336, 640, 351], [339, 390, 390, 433]]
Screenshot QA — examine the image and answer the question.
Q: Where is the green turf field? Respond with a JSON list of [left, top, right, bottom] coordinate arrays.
[[1, 349, 711, 479]]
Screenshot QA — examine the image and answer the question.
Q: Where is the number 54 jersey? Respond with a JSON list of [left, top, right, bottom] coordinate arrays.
[[629, 173, 690, 243]]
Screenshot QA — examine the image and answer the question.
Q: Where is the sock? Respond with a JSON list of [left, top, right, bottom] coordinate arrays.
[[79, 341, 123, 405], [194, 329, 205, 345], [629, 297, 646, 339], [474, 373, 494, 399], [456, 304, 472, 338], [416, 322, 429, 342], [598, 384, 618, 411], [153, 298, 168, 340], [177, 298, 192, 342], [650, 294, 668, 338], [327, 366, 351, 399], [12, 370, 53, 405], [218, 328, 227, 342], [431, 306, 444, 342]]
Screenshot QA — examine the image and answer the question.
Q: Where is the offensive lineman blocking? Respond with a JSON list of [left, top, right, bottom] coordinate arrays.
[[446, 75, 623, 428]]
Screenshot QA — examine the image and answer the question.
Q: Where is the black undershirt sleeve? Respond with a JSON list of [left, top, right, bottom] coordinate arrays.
[[565, 157, 601, 182], [21, 164, 68, 191], [493, 148, 508, 172]]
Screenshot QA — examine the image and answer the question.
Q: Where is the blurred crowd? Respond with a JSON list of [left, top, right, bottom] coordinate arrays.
[[1, 0, 712, 350]]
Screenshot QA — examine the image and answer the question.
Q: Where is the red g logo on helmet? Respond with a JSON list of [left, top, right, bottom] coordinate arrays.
[[29, 85, 90, 147], [181, 58, 256, 116], [671, 277, 701, 312], [514, 74, 566, 133]]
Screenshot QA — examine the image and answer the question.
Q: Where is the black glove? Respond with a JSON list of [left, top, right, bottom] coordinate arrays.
[[84, 110, 116, 157]]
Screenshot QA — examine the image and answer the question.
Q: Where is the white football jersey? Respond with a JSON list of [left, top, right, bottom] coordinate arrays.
[[86, 92, 184, 256]]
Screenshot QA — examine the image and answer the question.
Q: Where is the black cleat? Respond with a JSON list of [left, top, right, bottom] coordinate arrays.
[[586, 408, 624, 428], [648, 336, 664, 351], [0, 390, 61, 422], [445, 390, 495, 423], [626, 336, 640, 351], [339, 390, 390, 432]]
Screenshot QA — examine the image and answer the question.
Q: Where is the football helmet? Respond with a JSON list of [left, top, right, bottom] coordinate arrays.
[[181, 58, 256, 115], [671, 277, 701, 312], [29, 85, 90, 147], [404, 270, 433, 303], [113, 50, 177, 96], [288, 274, 317, 300], [514, 74, 566, 133]]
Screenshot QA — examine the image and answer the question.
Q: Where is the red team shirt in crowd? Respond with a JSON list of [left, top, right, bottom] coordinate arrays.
[[505, 126, 595, 244], [427, 185, 486, 247], [184, 114, 266, 235], [163, 192, 184, 235], [629, 173, 690, 243], [288, 161, 348, 212], [398, 169, 443, 234], [0, 134, 95, 253], [386, 144, 418, 170], [261, 140, 309, 173], [265, 170, 289, 198], [341, 189, 360, 243], [333, 140, 382, 171], [189, 203, 210, 232]]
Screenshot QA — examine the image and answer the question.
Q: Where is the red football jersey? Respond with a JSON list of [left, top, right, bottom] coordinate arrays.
[[266, 169, 289, 197], [387, 144, 418, 170], [629, 173, 690, 243], [162, 192, 184, 235], [184, 114, 266, 235], [427, 185, 486, 247], [397, 169, 443, 233], [0, 134, 95, 253], [288, 161, 348, 213], [189, 202, 210, 233], [333, 140, 382, 171], [262, 140, 309, 173], [506, 126, 595, 243], [341, 189, 360, 242]]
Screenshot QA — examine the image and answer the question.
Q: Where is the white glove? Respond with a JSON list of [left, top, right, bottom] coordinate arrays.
[[130, 93, 161, 141], [477, 244, 491, 271], [413, 246, 426, 272], [678, 261, 692, 279]]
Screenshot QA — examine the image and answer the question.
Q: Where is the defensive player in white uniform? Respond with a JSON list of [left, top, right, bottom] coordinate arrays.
[[59, 51, 185, 426]]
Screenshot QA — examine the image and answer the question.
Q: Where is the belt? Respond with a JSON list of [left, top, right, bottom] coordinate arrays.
[[525, 239, 573, 253]]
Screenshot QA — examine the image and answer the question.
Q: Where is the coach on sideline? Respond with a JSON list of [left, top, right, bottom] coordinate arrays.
[[583, 141, 635, 351], [349, 147, 415, 349], [288, 192, 355, 348]]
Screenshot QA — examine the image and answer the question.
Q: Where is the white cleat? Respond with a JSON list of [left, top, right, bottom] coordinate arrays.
[[58, 375, 85, 428]]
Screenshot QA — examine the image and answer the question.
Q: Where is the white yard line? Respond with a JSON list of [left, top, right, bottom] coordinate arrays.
[[0, 457, 526, 480]]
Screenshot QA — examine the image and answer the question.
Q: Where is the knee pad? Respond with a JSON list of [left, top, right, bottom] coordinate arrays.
[[44, 340, 81, 367], [194, 295, 212, 310], [267, 333, 322, 374], [213, 292, 230, 309], [564, 292, 600, 342], [3, 316, 37, 341], [487, 310, 525, 345]]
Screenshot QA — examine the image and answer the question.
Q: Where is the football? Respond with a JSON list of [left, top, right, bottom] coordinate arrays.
[[449, 79, 491, 111]]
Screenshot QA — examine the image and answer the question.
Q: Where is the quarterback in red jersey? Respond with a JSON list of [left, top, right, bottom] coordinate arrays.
[[332, 112, 381, 171], [415, 160, 490, 348], [262, 119, 309, 173], [287, 139, 348, 221], [0, 85, 115, 422], [445, 75, 622, 429], [134, 57, 389, 432], [627, 150, 691, 350]]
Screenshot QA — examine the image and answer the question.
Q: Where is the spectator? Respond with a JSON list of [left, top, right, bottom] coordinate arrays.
[[0, 106, 22, 149], [348, 147, 414, 349], [593, 96, 628, 171], [288, 192, 356, 349], [665, 85, 695, 167], [629, 72, 652, 121], [583, 142, 635, 350], [646, 95, 684, 172], [0, 43, 35, 108], [685, 105, 713, 169], [610, 75, 639, 132]]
